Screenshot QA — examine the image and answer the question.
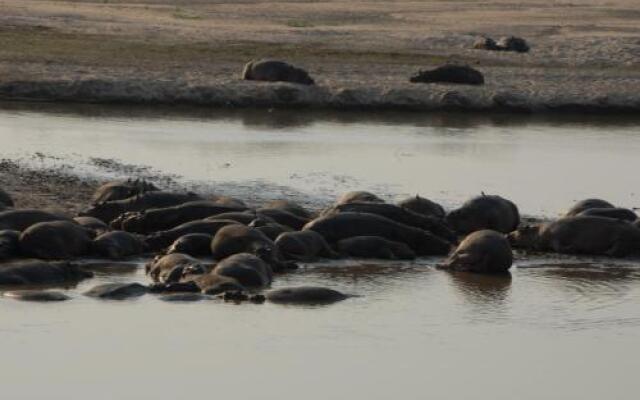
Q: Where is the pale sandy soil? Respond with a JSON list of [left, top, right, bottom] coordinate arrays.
[[0, 0, 639, 110]]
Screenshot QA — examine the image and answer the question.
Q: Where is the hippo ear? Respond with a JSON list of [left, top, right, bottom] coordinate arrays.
[[481, 191, 486, 196]]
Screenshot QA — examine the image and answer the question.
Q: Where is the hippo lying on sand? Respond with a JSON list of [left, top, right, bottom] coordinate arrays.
[[91, 179, 158, 204], [439, 230, 513, 274], [0, 260, 93, 285], [565, 198, 614, 217], [304, 212, 452, 256], [397, 195, 446, 220], [0, 230, 20, 260], [0, 209, 72, 232], [336, 191, 384, 206], [446, 194, 519, 235], [166, 233, 213, 257], [19, 221, 92, 259], [275, 231, 338, 261], [410, 65, 484, 85], [578, 207, 637, 222], [474, 36, 529, 53], [242, 59, 315, 85], [337, 236, 416, 260], [509, 216, 640, 257], [92, 231, 145, 259]]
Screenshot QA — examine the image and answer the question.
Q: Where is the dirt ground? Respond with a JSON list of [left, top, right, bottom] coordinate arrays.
[[0, 1, 639, 110]]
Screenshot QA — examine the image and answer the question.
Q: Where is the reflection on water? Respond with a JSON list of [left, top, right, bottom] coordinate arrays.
[[1, 105, 640, 399]]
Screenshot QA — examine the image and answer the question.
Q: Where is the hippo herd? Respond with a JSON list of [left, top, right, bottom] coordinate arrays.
[[242, 36, 528, 87], [1, 179, 638, 304]]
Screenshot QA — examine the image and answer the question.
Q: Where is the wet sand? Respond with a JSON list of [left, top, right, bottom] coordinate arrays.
[[0, 1, 639, 111]]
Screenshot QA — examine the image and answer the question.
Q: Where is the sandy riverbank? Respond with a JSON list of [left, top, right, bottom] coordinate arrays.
[[0, 1, 639, 111]]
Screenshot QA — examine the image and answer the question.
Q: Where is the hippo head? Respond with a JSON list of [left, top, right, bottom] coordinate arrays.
[[507, 225, 540, 249], [79, 202, 123, 224], [120, 213, 145, 233]]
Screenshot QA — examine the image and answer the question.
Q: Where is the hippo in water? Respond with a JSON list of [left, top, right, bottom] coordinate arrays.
[[242, 59, 315, 85], [149, 271, 246, 295], [166, 233, 213, 257], [266, 287, 349, 305], [146, 253, 211, 283], [508, 216, 640, 257], [0, 188, 14, 208], [304, 212, 452, 256], [19, 221, 93, 259], [397, 195, 446, 220], [91, 231, 145, 259], [336, 236, 416, 260], [85, 283, 148, 300], [446, 194, 520, 235], [578, 207, 637, 222], [80, 191, 203, 224], [0, 209, 72, 232], [213, 253, 273, 289], [91, 179, 159, 204], [439, 230, 513, 274], [565, 199, 615, 217], [410, 65, 484, 85], [275, 231, 338, 261], [0, 260, 93, 285], [144, 219, 240, 252], [111, 201, 246, 233], [0, 230, 20, 260]]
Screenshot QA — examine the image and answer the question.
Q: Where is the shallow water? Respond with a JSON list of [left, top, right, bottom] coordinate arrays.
[[1, 106, 640, 399]]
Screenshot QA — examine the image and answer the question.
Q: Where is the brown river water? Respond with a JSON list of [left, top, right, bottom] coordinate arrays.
[[0, 105, 639, 399]]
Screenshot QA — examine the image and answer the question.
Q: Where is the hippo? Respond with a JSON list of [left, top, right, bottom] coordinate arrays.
[[91, 179, 159, 204], [304, 212, 452, 256], [149, 272, 246, 295], [0, 230, 20, 260], [166, 233, 213, 257], [410, 65, 484, 85], [242, 59, 315, 85], [0, 187, 14, 208], [255, 208, 310, 230], [210, 224, 274, 261], [262, 200, 313, 219], [439, 230, 513, 274], [251, 221, 294, 241], [112, 201, 246, 233], [565, 199, 614, 217], [496, 36, 529, 53], [3, 290, 71, 302], [213, 253, 273, 288], [144, 219, 240, 251], [84, 283, 148, 300], [275, 231, 338, 261], [0, 209, 72, 232], [80, 191, 203, 224], [336, 191, 384, 205], [336, 236, 416, 260], [508, 216, 640, 257], [397, 195, 446, 220], [91, 231, 145, 259], [0, 260, 93, 285], [473, 37, 500, 51], [266, 287, 349, 305], [73, 216, 110, 236], [446, 194, 520, 235], [146, 253, 211, 283], [206, 211, 272, 225], [19, 221, 92, 259], [325, 202, 457, 243], [213, 196, 248, 209], [578, 207, 637, 222]]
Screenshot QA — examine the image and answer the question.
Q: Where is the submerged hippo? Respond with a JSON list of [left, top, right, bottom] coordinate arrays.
[[304, 212, 452, 256], [565, 198, 615, 217], [213, 253, 273, 289], [112, 201, 246, 233], [578, 207, 637, 222], [80, 191, 202, 224], [397, 195, 446, 220], [242, 59, 315, 85], [0, 209, 72, 232], [73, 216, 110, 236], [439, 230, 513, 274], [262, 200, 312, 219], [336, 191, 384, 206], [166, 233, 213, 257], [144, 219, 240, 251], [146, 253, 211, 283], [446, 194, 519, 235], [3, 290, 70, 302], [410, 65, 484, 85], [85, 283, 148, 300], [508, 216, 640, 257], [0, 188, 14, 208], [19, 221, 92, 259], [336, 236, 416, 260], [275, 231, 338, 261], [91, 179, 159, 204], [92, 231, 145, 259], [266, 287, 349, 305], [0, 230, 20, 260], [325, 202, 456, 243], [0, 260, 93, 285]]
